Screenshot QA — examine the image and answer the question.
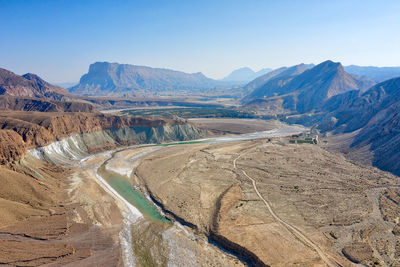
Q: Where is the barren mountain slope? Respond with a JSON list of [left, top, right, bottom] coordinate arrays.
[[317, 77, 400, 175], [0, 68, 68, 100], [0, 151, 124, 266], [244, 61, 375, 114], [242, 63, 311, 102]]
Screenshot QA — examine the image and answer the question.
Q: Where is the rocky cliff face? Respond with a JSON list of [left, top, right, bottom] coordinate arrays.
[[69, 62, 222, 97], [0, 112, 207, 164]]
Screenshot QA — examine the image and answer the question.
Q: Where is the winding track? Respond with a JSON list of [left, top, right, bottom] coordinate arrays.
[[233, 151, 339, 267]]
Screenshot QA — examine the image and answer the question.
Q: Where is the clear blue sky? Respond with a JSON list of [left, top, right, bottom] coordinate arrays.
[[1, 0, 400, 82]]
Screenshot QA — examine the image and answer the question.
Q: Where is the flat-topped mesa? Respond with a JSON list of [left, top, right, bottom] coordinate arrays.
[[69, 61, 220, 97], [0, 112, 207, 164]]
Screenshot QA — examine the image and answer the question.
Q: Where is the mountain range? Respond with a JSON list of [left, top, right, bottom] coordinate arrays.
[[222, 67, 272, 83], [243, 61, 375, 113], [344, 65, 400, 83], [229, 64, 400, 86], [64, 62, 400, 98], [249, 64, 399, 175]]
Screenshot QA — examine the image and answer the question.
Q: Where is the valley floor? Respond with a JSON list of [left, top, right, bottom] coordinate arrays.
[[1, 118, 400, 266]]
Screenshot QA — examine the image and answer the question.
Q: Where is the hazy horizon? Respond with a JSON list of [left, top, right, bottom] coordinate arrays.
[[1, 0, 400, 83]]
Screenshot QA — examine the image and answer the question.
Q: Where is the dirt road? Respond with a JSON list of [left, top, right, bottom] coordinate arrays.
[[233, 150, 339, 267]]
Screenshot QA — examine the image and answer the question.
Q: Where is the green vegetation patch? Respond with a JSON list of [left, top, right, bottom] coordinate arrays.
[[121, 107, 256, 119]]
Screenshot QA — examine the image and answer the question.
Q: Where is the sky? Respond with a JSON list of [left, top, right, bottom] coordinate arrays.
[[1, 0, 400, 83]]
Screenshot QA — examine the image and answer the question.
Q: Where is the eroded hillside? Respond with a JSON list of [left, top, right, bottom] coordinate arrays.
[[0, 111, 206, 164]]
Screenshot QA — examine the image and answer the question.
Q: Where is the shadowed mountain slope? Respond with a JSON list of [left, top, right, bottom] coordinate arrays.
[[320, 77, 400, 133], [302, 77, 400, 175], [244, 61, 375, 113], [242, 64, 311, 102], [242, 64, 316, 94]]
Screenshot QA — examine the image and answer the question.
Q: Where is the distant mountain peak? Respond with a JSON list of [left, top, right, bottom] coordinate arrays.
[[193, 72, 207, 77], [313, 60, 342, 71], [236, 67, 254, 71], [222, 66, 272, 83], [22, 73, 43, 80], [23, 73, 53, 87]]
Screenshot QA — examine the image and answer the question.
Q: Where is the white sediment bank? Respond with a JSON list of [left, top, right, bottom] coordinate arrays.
[[28, 134, 88, 165], [105, 147, 161, 178]]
